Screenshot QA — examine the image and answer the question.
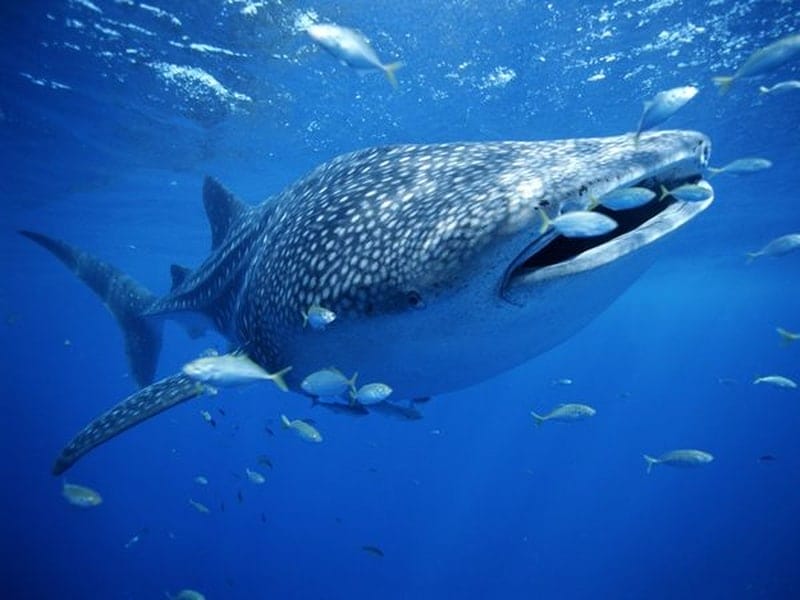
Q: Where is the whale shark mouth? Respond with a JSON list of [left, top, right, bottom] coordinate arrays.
[[501, 161, 713, 296]]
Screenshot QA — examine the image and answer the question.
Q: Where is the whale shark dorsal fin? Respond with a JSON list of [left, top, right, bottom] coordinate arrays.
[[169, 264, 192, 291], [203, 176, 247, 250]]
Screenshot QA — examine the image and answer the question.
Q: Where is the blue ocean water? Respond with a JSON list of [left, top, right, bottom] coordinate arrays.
[[2, 1, 800, 598]]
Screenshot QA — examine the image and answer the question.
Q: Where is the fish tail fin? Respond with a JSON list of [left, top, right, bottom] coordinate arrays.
[[280, 414, 291, 429], [745, 252, 758, 264], [348, 372, 359, 394], [383, 61, 403, 88], [52, 374, 206, 475], [536, 207, 551, 234], [706, 167, 722, 178], [530, 411, 545, 426], [20, 230, 163, 387], [712, 76, 734, 95], [300, 309, 309, 327], [776, 328, 796, 346], [659, 184, 670, 202], [269, 366, 292, 392], [643, 454, 658, 474]]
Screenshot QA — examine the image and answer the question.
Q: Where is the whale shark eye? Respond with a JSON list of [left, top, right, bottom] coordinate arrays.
[[407, 290, 424, 309]]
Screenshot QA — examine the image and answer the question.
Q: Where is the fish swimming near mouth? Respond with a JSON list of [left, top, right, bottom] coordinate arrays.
[[22, 130, 713, 474]]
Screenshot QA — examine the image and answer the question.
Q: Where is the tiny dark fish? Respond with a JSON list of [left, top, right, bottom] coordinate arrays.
[[264, 426, 275, 437], [368, 467, 378, 474], [257, 455, 273, 469], [758, 455, 777, 462], [260, 512, 267, 523], [237, 490, 244, 503], [412, 396, 432, 404], [209, 418, 217, 428], [335, 517, 343, 524], [362, 545, 384, 557], [218, 408, 226, 416]]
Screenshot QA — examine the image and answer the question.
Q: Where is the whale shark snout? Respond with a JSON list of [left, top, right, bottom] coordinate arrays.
[[21, 129, 713, 474]]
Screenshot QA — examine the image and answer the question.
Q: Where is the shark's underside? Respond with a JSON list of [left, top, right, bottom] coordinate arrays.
[[22, 130, 713, 474]]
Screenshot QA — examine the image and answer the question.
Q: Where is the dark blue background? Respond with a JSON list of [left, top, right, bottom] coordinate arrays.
[[2, 1, 799, 598]]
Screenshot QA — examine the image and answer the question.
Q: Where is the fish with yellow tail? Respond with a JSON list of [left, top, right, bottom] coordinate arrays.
[[713, 33, 800, 94], [530, 403, 596, 426], [643, 449, 714, 474], [62, 481, 103, 507], [182, 352, 291, 392], [281, 414, 323, 442], [537, 208, 617, 238], [306, 23, 403, 88]]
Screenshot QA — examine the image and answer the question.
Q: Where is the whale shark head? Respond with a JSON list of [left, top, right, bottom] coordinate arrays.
[[240, 129, 712, 396]]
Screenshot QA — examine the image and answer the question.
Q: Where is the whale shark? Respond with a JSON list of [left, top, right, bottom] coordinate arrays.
[[22, 130, 713, 474]]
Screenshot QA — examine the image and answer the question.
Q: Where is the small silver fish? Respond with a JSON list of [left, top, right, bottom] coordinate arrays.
[[301, 304, 337, 330], [659, 180, 713, 203], [636, 85, 698, 138], [353, 382, 393, 405], [776, 327, 800, 345], [188, 498, 210, 514], [62, 482, 103, 507], [193, 475, 208, 485], [707, 158, 772, 177], [301, 368, 357, 397], [199, 410, 216, 427], [182, 352, 291, 392], [280, 414, 323, 442], [713, 33, 800, 94], [538, 208, 617, 238], [753, 375, 797, 389], [746, 233, 800, 262], [530, 403, 596, 425], [759, 80, 800, 94], [596, 187, 656, 211], [643, 449, 714, 473], [167, 590, 207, 600], [551, 378, 574, 386], [306, 23, 403, 88], [245, 467, 266, 484]]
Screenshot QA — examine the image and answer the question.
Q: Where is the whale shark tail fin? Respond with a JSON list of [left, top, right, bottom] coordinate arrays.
[[19, 230, 163, 387], [52, 374, 206, 475]]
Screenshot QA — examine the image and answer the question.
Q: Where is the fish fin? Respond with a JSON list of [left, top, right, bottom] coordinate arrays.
[[52, 374, 205, 475], [300, 309, 309, 327], [203, 176, 247, 250], [349, 372, 359, 393], [776, 328, 797, 345], [659, 184, 670, 202], [706, 167, 722, 178], [20, 230, 163, 387], [536, 207, 551, 234], [269, 366, 292, 392], [643, 454, 658, 474], [587, 195, 600, 210], [530, 411, 545, 426], [383, 61, 403, 88], [745, 252, 758, 264], [280, 414, 291, 428], [712, 76, 734, 95]]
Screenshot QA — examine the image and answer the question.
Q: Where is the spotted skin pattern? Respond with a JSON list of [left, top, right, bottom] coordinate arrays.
[[24, 131, 712, 474]]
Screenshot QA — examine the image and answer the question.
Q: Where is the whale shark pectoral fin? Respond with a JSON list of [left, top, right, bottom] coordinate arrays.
[[203, 177, 247, 250], [19, 230, 163, 387], [52, 374, 206, 475]]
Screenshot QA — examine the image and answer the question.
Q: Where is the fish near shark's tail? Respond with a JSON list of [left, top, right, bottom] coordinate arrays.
[[19, 230, 163, 387], [643, 454, 659, 474], [53, 374, 206, 475]]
